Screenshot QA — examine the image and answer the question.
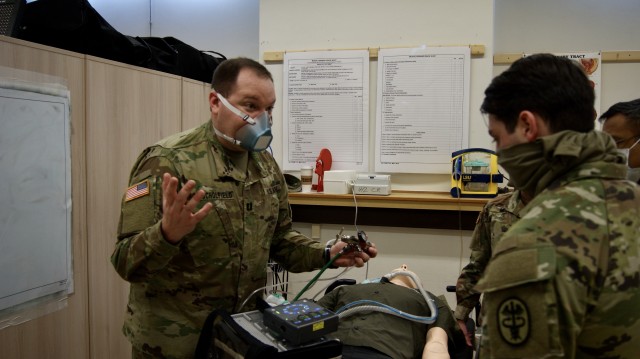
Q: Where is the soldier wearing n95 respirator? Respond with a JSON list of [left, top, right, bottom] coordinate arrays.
[[111, 57, 377, 359], [600, 98, 640, 183]]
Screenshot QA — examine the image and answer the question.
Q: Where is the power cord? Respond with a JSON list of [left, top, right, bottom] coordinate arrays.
[[293, 250, 344, 301]]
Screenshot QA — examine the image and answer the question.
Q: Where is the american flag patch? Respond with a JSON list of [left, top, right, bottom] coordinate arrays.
[[125, 180, 150, 202]]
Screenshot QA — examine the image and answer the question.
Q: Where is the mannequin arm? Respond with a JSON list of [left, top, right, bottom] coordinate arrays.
[[422, 327, 450, 359]]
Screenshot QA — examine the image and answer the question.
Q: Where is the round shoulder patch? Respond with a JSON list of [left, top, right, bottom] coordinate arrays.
[[497, 297, 530, 346]]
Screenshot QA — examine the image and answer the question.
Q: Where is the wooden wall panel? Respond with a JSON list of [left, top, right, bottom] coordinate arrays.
[[181, 78, 211, 130], [85, 57, 182, 359], [0, 37, 89, 359]]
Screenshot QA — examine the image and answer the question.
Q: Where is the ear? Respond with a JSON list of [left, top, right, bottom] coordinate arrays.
[[209, 91, 221, 115], [517, 110, 545, 141]]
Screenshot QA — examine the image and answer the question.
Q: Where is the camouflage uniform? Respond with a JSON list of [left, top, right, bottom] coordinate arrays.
[[111, 121, 326, 359], [475, 153, 640, 357], [454, 190, 524, 323]]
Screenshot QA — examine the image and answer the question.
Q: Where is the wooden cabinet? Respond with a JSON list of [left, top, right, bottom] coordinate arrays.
[[182, 77, 211, 130], [0, 36, 89, 359], [85, 55, 183, 359], [0, 35, 211, 359]]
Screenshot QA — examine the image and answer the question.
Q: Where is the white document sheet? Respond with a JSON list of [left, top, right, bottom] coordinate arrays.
[[375, 47, 470, 174], [283, 50, 369, 171]]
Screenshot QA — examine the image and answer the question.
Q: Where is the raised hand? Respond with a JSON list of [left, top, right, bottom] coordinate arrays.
[[160, 173, 213, 243]]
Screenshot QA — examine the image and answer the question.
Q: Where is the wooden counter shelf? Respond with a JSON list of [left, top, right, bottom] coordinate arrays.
[[288, 191, 489, 231]]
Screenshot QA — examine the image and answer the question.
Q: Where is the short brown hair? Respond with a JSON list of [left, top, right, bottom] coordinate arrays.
[[211, 57, 273, 96]]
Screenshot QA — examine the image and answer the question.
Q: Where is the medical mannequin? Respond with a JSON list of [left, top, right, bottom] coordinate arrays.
[[385, 265, 451, 359], [317, 264, 470, 359], [386, 265, 452, 359]]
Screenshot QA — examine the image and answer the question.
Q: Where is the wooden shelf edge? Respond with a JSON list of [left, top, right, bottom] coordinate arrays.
[[288, 190, 488, 212], [494, 50, 640, 65], [264, 44, 485, 63]]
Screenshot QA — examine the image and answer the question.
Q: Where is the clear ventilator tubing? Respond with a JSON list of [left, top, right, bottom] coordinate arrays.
[[336, 270, 438, 324]]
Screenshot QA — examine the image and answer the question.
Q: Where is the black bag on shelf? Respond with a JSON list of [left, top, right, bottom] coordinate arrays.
[[163, 36, 226, 83], [17, 0, 226, 83], [133, 36, 179, 75], [18, 0, 137, 65]]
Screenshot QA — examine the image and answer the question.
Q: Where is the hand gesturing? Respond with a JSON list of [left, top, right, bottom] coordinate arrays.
[[160, 173, 213, 243]]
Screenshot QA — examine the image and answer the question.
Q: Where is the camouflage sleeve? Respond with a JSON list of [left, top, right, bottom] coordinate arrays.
[[111, 150, 182, 282], [474, 181, 640, 358], [454, 204, 493, 321], [267, 163, 325, 272], [474, 238, 566, 358]]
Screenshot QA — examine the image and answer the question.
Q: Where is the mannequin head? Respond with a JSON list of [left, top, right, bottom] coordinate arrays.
[[388, 264, 420, 289]]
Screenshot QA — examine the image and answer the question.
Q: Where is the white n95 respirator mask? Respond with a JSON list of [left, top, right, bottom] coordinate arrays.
[[616, 137, 640, 182], [213, 92, 273, 152]]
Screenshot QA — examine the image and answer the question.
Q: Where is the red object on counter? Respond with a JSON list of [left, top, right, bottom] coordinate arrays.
[[312, 148, 332, 192]]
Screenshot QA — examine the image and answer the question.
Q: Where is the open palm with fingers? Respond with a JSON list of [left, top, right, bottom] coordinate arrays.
[[160, 173, 213, 243]]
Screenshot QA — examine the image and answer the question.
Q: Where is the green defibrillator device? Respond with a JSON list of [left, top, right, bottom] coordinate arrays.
[[450, 148, 503, 198]]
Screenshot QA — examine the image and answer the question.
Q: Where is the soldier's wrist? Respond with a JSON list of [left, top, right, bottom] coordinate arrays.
[[454, 306, 472, 321], [323, 244, 338, 268], [160, 221, 182, 245]]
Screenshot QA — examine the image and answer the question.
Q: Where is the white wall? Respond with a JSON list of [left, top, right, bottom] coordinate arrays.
[[260, 0, 494, 307], [494, 0, 640, 114], [261, 0, 496, 193], [495, 0, 640, 52]]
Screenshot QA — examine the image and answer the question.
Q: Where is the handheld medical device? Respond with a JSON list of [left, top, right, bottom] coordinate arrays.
[[450, 148, 503, 198]]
